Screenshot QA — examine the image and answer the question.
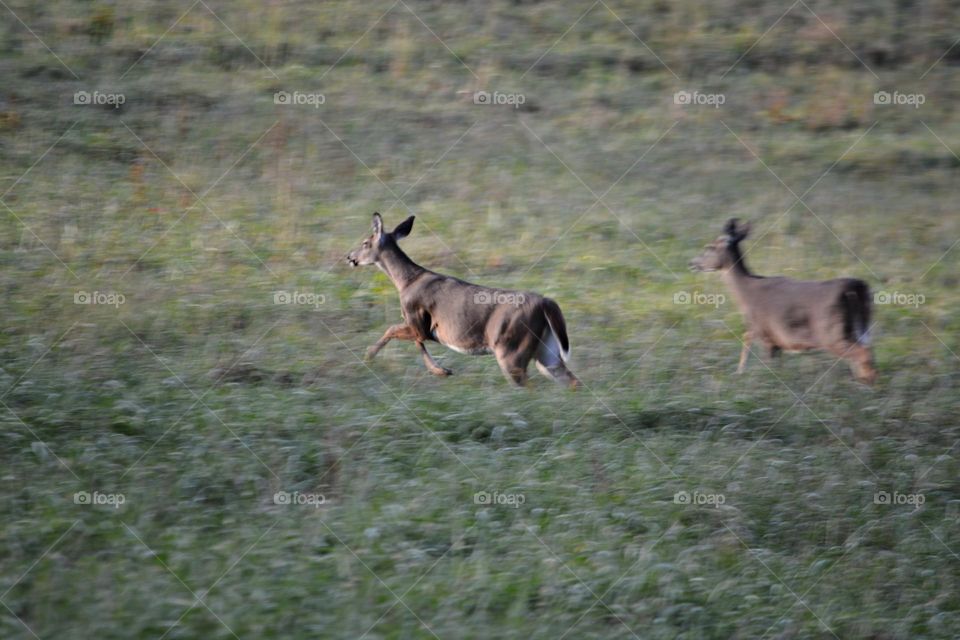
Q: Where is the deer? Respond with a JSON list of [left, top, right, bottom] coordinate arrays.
[[346, 213, 581, 388], [689, 219, 877, 384]]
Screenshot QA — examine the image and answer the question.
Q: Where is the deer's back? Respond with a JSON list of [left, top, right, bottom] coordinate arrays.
[[400, 272, 548, 351]]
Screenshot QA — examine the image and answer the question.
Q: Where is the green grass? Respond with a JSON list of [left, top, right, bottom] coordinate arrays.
[[1, 1, 960, 638]]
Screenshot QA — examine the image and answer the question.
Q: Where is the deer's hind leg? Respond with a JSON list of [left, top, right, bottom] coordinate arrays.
[[495, 347, 530, 387], [534, 335, 580, 390], [825, 340, 876, 385], [535, 361, 580, 389], [844, 343, 877, 385]]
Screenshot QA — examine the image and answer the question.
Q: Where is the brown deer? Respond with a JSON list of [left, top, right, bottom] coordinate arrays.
[[690, 219, 877, 384], [346, 213, 580, 388]]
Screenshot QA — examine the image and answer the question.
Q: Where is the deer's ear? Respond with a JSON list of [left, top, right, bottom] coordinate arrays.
[[372, 212, 384, 238], [724, 218, 739, 238], [724, 218, 749, 243], [393, 215, 415, 240]]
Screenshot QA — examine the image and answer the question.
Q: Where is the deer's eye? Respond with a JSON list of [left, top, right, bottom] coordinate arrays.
[[363, 241, 370, 248]]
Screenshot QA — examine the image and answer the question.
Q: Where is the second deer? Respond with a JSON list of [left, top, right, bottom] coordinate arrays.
[[690, 219, 877, 384]]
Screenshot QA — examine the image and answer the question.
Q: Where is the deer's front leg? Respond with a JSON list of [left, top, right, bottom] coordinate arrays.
[[366, 324, 418, 360], [737, 331, 752, 374], [418, 341, 452, 377]]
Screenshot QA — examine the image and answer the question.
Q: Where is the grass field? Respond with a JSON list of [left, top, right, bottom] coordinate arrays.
[[2, 1, 960, 638]]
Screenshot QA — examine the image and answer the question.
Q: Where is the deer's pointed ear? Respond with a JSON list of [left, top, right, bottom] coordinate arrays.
[[724, 218, 739, 238], [725, 218, 750, 243], [393, 215, 415, 240], [372, 212, 384, 238]]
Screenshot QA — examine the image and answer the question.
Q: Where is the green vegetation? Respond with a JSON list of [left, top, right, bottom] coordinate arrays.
[[1, 1, 959, 638]]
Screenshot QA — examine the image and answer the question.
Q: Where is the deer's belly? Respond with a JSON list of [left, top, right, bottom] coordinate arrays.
[[432, 329, 491, 356], [766, 328, 817, 352], [443, 343, 493, 356]]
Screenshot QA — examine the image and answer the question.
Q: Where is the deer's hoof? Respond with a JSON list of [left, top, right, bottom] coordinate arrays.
[[433, 367, 453, 377]]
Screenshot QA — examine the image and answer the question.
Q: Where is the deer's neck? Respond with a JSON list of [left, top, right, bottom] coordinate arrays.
[[377, 245, 426, 292], [720, 247, 758, 308]]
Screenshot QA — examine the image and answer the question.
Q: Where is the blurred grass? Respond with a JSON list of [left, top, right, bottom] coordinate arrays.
[[1, 1, 960, 638]]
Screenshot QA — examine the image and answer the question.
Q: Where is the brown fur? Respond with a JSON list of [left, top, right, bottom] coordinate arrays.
[[690, 219, 876, 384], [348, 213, 580, 388]]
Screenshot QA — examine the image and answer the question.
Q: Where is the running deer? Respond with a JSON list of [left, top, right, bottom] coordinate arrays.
[[346, 213, 580, 388], [690, 219, 877, 384]]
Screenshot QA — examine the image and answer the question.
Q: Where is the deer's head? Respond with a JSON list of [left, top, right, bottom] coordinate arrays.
[[690, 218, 751, 272], [346, 212, 415, 267]]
